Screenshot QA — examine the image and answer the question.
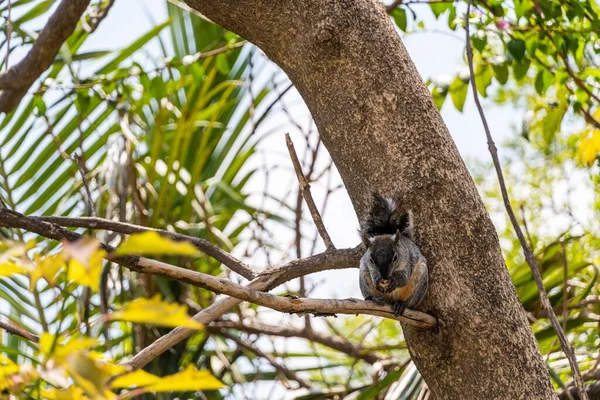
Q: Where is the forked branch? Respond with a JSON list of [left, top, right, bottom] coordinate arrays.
[[0, 208, 437, 370]]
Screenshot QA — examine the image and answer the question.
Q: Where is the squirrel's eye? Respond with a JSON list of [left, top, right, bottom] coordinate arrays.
[[393, 253, 399, 262]]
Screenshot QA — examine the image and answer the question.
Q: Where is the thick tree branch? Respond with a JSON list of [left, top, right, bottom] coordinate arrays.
[[465, 2, 587, 398], [210, 320, 383, 364], [133, 256, 433, 326], [0, 0, 91, 113]]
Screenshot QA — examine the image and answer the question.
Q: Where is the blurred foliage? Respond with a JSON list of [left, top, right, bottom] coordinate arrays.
[[0, 234, 223, 398], [0, 0, 599, 399]]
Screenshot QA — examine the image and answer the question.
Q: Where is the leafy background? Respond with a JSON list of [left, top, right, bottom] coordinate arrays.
[[0, 0, 598, 398]]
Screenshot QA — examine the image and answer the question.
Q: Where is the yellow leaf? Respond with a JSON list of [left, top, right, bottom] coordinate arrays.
[[0, 261, 27, 277], [64, 352, 119, 400], [41, 386, 88, 400], [145, 365, 224, 392], [0, 241, 33, 278], [62, 239, 106, 292], [114, 231, 199, 256], [107, 295, 203, 330], [578, 128, 600, 167], [39, 333, 97, 361], [30, 253, 64, 290], [110, 369, 160, 389], [0, 354, 37, 392]]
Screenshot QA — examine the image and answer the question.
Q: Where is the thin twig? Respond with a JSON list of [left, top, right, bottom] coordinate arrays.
[[386, 0, 403, 12], [249, 82, 293, 136], [4, 0, 11, 70], [85, 0, 116, 33], [561, 241, 569, 333], [285, 133, 335, 250], [210, 319, 382, 364], [0, 318, 39, 342], [35, 41, 248, 94], [465, 3, 588, 399], [74, 153, 97, 217], [32, 287, 49, 332], [214, 329, 314, 389]]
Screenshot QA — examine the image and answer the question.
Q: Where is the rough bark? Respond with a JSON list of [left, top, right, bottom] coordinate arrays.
[[184, 0, 556, 398], [0, 0, 91, 113]]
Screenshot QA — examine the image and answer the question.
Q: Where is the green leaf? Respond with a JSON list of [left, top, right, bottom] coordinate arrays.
[[430, 2, 452, 18], [447, 6, 458, 30], [475, 65, 493, 97], [449, 77, 468, 112], [392, 8, 407, 32], [472, 37, 486, 53], [542, 106, 566, 145], [492, 63, 509, 84], [514, 0, 526, 19], [525, 35, 539, 55], [507, 39, 526, 61], [33, 97, 47, 116], [513, 59, 531, 81], [534, 70, 554, 95], [216, 53, 230, 76], [357, 367, 405, 400], [431, 86, 447, 110]]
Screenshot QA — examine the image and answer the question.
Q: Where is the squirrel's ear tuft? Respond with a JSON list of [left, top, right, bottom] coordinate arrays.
[[394, 211, 413, 239]]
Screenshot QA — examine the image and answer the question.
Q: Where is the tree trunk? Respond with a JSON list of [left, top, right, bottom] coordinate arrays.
[[185, 0, 556, 398]]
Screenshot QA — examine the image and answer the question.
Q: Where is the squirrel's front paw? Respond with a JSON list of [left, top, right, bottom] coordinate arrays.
[[392, 301, 407, 316], [366, 296, 386, 305]]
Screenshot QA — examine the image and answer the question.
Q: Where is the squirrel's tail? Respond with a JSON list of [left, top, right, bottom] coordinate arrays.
[[361, 193, 412, 238]]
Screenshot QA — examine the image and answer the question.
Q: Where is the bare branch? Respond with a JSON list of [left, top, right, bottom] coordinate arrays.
[[4, 0, 12, 70], [125, 243, 364, 370], [285, 133, 335, 250], [132, 256, 433, 326], [85, 0, 116, 33], [561, 241, 569, 333], [36, 215, 256, 279], [73, 154, 97, 217], [211, 320, 383, 364], [0, 318, 39, 343], [465, 2, 588, 398], [0, 0, 91, 113], [213, 328, 315, 389]]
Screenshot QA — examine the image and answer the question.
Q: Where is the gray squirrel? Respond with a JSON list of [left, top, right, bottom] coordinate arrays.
[[359, 194, 428, 316]]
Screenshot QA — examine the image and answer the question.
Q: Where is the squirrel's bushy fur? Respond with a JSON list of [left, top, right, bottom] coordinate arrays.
[[361, 194, 412, 239], [359, 193, 428, 316]]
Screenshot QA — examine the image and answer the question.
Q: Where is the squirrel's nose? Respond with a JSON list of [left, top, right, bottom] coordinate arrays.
[[378, 279, 390, 288]]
